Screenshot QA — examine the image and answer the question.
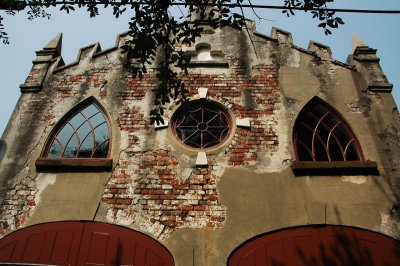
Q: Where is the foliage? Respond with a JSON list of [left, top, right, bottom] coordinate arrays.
[[0, 0, 344, 124], [283, 0, 344, 35]]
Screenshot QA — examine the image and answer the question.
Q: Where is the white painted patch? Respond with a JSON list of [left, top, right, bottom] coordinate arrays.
[[255, 106, 292, 173], [35, 173, 57, 205], [6, 217, 15, 231], [119, 131, 130, 150], [154, 128, 169, 150], [287, 49, 300, 68], [378, 212, 400, 239], [51, 98, 75, 123], [342, 176, 367, 184]]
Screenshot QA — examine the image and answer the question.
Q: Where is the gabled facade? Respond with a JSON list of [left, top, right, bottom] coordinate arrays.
[[0, 21, 400, 265]]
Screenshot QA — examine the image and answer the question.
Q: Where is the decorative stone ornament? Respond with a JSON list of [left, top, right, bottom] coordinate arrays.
[[236, 117, 251, 128], [198, 87, 208, 99], [196, 152, 208, 167], [154, 119, 169, 130]]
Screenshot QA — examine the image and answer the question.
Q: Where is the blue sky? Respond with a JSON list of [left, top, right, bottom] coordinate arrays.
[[1, 0, 399, 136]]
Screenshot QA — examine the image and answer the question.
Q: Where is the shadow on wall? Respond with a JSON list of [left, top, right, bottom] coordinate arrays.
[[228, 224, 400, 266], [296, 226, 400, 266], [0, 140, 6, 163]]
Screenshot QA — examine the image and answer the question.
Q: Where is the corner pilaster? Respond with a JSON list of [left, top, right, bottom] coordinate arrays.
[[20, 33, 63, 93]]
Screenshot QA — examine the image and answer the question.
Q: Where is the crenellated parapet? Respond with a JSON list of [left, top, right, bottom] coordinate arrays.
[[19, 23, 393, 97], [307, 40, 332, 60], [269, 27, 355, 70], [271, 27, 293, 46]]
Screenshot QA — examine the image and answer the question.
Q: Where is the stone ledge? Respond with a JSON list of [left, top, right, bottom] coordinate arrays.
[[19, 84, 42, 93], [368, 83, 393, 93], [187, 60, 229, 68], [292, 161, 378, 176], [36, 158, 113, 171]]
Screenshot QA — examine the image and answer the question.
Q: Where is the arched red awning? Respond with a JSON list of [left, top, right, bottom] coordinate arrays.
[[0, 221, 174, 266]]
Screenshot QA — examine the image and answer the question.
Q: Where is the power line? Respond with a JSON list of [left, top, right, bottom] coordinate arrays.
[[13, 1, 400, 14]]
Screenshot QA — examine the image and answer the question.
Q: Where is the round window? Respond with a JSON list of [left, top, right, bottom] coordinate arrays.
[[172, 100, 232, 150]]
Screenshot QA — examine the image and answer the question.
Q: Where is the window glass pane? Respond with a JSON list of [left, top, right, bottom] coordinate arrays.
[[203, 131, 222, 148], [56, 124, 74, 147], [314, 138, 328, 161], [315, 123, 329, 144], [190, 107, 203, 123], [172, 101, 231, 149], [90, 113, 106, 128], [178, 115, 197, 127], [297, 124, 313, 149], [334, 125, 352, 149], [77, 122, 92, 142], [297, 143, 313, 161], [323, 113, 339, 129], [209, 128, 228, 141], [94, 123, 109, 145], [346, 142, 361, 161], [208, 114, 227, 127], [79, 134, 94, 158], [203, 108, 218, 122], [177, 128, 196, 141], [186, 131, 201, 148], [312, 104, 327, 118], [329, 139, 344, 161], [302, 113, 318, 130], [69, 113, 85, 129], [63, 134, 78, 158], [93, 140, 109, 158], [82, 104, 99, 118], [48, 140, 62, 158]]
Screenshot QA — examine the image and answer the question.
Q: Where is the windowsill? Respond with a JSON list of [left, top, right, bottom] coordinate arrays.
[[187, 60, 229, 68], [292, 161, 379, 176], [35, 158, 113, 171]]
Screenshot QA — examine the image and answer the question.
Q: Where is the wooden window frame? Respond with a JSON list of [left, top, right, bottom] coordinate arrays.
[[36, 98, 112, 171]]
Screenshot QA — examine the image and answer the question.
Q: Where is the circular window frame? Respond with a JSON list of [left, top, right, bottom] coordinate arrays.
[[170, 98, 236, 153]]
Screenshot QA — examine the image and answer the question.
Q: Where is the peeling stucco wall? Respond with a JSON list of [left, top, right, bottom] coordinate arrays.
[[1, 24, 400, 266]]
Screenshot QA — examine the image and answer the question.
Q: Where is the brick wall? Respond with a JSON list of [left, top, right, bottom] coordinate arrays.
[[102, 63, 280, 238], [0, 53, 280, 238], [0, 176, 36, 235]]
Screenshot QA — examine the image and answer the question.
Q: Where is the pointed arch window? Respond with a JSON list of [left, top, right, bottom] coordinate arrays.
[[46, 103, 110, 158], [292, 97, 377, 175], [36, 100, 112, 170]]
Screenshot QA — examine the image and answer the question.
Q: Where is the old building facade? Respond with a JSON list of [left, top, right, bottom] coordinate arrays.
[[0, 20, 400, 265]]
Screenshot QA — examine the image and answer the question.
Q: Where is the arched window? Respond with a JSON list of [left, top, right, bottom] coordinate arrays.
[[171, 100, 232, 150], [36, 100, 112, 170], [293, 97, 363, 162], [46, 102, 110, 158]]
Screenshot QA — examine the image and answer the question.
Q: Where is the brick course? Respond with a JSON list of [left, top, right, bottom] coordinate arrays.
[[102, 151, 226, 234]]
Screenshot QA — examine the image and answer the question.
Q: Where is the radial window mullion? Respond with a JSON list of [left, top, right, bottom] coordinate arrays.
[[329, 124, 347, 161], [296, 140, 315, 161], [343, 139, 355, 160], [60, 124, 78, 157], [311, 112, 329, 160]]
